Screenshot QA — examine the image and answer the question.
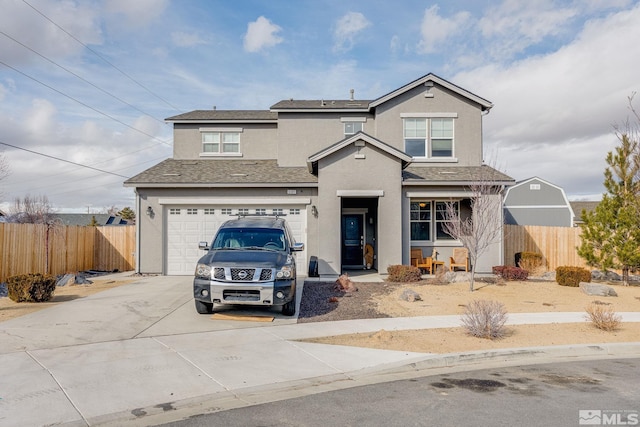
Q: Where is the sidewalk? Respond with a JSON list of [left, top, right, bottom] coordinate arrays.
[[0, 273, 638, 426]]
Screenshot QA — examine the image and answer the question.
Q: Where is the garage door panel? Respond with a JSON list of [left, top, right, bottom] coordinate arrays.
[[166, 206, 306, 275]]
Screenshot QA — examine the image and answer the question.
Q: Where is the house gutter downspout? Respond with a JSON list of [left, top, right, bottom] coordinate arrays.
[[135, 189, 141, 273]]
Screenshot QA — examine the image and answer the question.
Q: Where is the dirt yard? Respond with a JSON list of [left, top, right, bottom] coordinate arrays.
[[301, 279, 640, 353], [0, 277, 135, 322]]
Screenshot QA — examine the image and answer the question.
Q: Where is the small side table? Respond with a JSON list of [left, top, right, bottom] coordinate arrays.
[[432, 260, 445, 272]]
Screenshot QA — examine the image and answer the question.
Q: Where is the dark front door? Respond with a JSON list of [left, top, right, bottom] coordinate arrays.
[[342, 214, 363, 268]]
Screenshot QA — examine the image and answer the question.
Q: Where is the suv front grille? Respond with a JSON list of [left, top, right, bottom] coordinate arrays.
[[260, 269, 273, 280], [213, 267, 225, 280], [231, 268, 255, 281], [210, 267, 275, 282]]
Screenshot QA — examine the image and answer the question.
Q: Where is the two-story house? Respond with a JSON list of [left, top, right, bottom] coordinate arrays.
[[124, 73, 514, 278]]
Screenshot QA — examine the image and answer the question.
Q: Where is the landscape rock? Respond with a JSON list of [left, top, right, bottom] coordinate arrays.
[[579, 282, 618, 297], [400, 289, 422, 302], [591, 270, 621, 282], [335, 274, 358, 292], [447, 272, 471, 283], [74, 274, 93, 285], [56, 273, 76, 287]]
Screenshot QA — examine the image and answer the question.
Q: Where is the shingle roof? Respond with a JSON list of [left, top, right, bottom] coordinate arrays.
[[403, 165, 514, 184], [124, 159, 318, 186], [270, 100, 372, 110], [165, 110, 277, 121], [570, 201, 599, 222]]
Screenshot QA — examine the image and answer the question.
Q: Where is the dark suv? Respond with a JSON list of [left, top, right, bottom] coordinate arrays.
[[193, 216, 304, 316]]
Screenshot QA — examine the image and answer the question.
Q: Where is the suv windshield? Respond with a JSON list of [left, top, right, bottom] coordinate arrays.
[[211, 228, 286, 251]]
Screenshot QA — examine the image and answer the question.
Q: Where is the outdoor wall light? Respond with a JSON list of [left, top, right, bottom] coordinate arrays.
[[311, 205, 318, 217], [146, 206, 154, 216]]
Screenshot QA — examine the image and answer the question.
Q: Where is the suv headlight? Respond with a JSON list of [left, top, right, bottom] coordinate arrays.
[[195, 263, 212, 279], [275, 265, 293, 279]]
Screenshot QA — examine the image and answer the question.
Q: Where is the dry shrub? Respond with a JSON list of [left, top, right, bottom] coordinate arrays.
[[518, 253, 546, 276], [585, 303, 622, 331], [556, 266, 591, 287], [387, 265, 422, 282], [7, 273, 57, 302], [461, 300, 508, 339]]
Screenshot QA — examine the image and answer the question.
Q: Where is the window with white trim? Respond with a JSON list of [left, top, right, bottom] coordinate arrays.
[[238, 208, 249, 215], [202, 132, 240, 154], [187, 208, 197, 215], [204, 208, 215, 215], [273, 208, 284, 215], [435, 201, 458, 240], [256, 208, 266, 215], [343, 122, 363, 135], [221, 208, 232, 215], [169, 208, 181, 215], [403, 117, 454, 158], [410, 200, 459, 242], [289, 208, 300, 215]]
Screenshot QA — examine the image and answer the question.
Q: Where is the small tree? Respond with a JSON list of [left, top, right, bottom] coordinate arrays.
[[578, 135, 640, 286], [9, 194, 60, 274], [117, 206, 136, 222], [442, 166, 507, 291], [0, 150, 10, 201]]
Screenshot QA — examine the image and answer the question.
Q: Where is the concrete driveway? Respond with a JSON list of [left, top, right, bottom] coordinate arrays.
[[1, 273, 638, 426]]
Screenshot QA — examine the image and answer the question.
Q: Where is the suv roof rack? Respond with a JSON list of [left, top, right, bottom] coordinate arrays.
[[234, 213, 287, 218]]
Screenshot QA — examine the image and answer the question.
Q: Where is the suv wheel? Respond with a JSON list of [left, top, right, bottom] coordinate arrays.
[[281, 292, 296, 316], [195, 299, 213, 314]]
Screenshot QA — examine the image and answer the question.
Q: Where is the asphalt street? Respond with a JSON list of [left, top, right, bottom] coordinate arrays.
[[161, 358, 640, 427]]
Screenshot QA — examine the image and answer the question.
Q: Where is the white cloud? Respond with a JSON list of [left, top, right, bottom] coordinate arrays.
[[171, 32, 207, 48], [418, 5, 470, 54], [0, 1, 102, 65], [455, 4, 640, 197], [104, 0, 169, 30], [478, 0, 578, 59], [333, 12, 371, 52], [243, 16, 283, 53]]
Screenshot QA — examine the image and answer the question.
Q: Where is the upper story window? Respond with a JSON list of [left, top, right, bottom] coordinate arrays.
[[344, 122, 363, 135], [341, 117, 366, 136], [402, 115, 456, 159], [200, 127, 242, 157]]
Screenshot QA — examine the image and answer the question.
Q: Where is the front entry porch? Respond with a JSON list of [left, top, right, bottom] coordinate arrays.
[[341, 197, 378, 273]]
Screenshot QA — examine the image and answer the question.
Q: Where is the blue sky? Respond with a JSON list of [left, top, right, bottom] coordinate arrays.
[[1, 0, 639, 213]]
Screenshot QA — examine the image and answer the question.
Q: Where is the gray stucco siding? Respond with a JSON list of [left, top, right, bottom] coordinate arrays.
[[172, 123, 278, 160], [504, 207, 572, 227]]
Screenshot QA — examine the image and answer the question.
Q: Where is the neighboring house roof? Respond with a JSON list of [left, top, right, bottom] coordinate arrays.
[[165, 110, 278, 122], [570, 201, 599, 223], [403, 165, 514, 185], [307, 132, 412, 173], [124, 159, 318, 187], [52, 214, 128, 226]]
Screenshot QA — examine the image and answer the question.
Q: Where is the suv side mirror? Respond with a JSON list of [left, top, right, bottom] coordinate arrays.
[[291, 242, 304, 252], [198, 241, 210, 251]]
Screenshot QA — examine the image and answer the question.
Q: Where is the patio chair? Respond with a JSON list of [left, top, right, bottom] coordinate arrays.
[[449, 247, 469, 272], [411, 248, 434, 274]]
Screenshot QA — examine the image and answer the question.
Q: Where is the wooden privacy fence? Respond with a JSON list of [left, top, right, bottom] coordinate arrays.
[[0, 223, 135, 282], [504, 224, 589, 271]]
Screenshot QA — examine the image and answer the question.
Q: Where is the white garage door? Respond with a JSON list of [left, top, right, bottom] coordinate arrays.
[[166, 205, 307, 275]]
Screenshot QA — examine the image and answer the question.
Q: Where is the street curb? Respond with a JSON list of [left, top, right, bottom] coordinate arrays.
[[85, 342, 640, 426]]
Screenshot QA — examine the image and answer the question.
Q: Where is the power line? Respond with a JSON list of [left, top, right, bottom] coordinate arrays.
[[21, 0, 181, 112], [0, 30, 168, 126], [0, 140, 130, 179], [0, 59, 172, 146]]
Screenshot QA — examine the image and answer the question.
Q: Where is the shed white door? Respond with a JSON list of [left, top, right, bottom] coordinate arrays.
[[166, 206, 306, 275]]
